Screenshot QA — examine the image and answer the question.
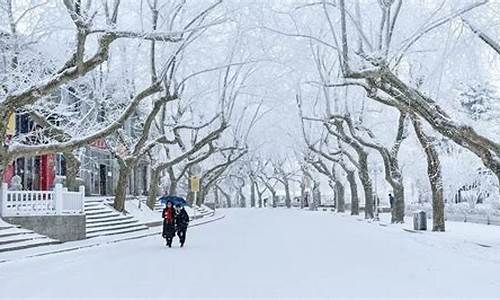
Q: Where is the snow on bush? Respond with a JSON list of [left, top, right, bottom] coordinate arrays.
[[456, 81, 499, 121]]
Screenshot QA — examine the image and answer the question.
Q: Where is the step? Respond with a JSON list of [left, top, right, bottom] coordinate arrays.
[[0, 238, 61, 253], [87, 213, 124, 222], [85, 210, 118, 216], [86, 223, 147, 234], [86, 219, 139, 229], [0, 228, 34, 239], [84, 207, 108, 212], [84, 200, 108, 204], [0, 233, 44, 246], [86, 215, 134, 224], [86, 226, 149, 238], [84, 202, 103, 208]]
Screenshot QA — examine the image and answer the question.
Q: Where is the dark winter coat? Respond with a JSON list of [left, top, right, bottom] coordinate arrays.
[[162, 207, 176, 238], [175, 208, 189, 231], [389, 195, 395, 208]]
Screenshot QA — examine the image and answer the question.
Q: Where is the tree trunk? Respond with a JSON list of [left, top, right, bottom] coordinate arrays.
[[272, 192, 278, 208], [147, 167, 161, 210], [329, 120, 372, 217], [214, 188, 220, 208], [376, 151, 405, 223], [196, 188, 204, 206], [167, 166, 178, 196], [300, 183, 305, 209], [311, 181, 321, 210], [334, 181, 345, 213], [0, 152, 9, 184], [239, 189, 246, 208], [284, 180, 292, 208], [250, 180, 256, 207], [412, 116, 445, 232], [392, 183, 405, 223], [346, 170, 359, 215], [257, 187, 263, 208], [114, 163, 132, 212], [64, 152, 81, 191], [357, 153, 374, 219], [226, 193, 231, 208]]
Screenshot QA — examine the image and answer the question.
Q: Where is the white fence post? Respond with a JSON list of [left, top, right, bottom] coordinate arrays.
[[54, 183, 63, 215], [79, 185, 85, 213], [0, 182, 7, 216]]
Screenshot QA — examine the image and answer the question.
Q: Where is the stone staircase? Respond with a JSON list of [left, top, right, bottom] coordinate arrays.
[[193, 204, 215, 219], [0, 221, 60, 253], [84, 199, 149, 238], [151, 200, 214, 220]]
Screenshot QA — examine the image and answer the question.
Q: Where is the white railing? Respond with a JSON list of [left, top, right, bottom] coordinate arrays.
[[61, 186, 85, 214], [0, 183, 85, 217]]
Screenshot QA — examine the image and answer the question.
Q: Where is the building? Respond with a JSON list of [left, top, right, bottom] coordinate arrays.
[[2, 97, 150, 196], [3, 112, 62, 191]]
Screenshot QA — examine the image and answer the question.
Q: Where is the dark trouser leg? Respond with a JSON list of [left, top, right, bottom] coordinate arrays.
[[178, 230, 186, 245], [166, 237, 173, 247]]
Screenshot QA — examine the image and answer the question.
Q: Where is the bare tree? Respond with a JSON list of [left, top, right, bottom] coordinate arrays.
[[305, 152, 345, 212], [411, 114, 445, 232], [272, 159, 296, 208], [198, 148, 248, 206], [322, 117, 374, 218], [0, 0, 225, 181], [258, 161, 280, 208], [321, 0, 500, 185], [331, 112, 409, 223]]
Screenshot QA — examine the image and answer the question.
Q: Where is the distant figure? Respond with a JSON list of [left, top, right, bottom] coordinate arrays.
[[389, 193, 394, 209], [162, 201, 176, 247], [175, 205, 190, 247], [263, 198, 268, 207]]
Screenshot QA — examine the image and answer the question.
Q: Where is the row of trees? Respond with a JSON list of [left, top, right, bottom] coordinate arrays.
[[274, 0, 500, 231], [209, 0, 500, 233]]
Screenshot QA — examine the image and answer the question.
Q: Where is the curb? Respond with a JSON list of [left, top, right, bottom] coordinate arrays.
[[0, 214, 225, 264]]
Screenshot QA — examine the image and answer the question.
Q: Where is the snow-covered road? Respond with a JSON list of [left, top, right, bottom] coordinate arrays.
[[1, 209, 499, 298]]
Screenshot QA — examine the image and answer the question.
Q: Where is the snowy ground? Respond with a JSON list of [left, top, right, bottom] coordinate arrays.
[[1, 209, 499, 298]]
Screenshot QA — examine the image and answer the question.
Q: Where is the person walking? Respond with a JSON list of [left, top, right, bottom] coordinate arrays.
[[389, 193, 395, 209], [162, 201, 176, 247], [175, 205, 190, 247]]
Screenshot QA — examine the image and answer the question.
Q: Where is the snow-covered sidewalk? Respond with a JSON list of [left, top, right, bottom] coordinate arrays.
[[375, 211, 500, 250], [0, 208, 499, 298], [0, 213, 224, 264]]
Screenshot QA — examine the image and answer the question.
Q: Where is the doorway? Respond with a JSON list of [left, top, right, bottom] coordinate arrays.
[[99, 164, 107, 196]]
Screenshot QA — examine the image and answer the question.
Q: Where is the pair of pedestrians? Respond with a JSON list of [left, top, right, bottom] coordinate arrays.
[[162, 201, 189, 248]]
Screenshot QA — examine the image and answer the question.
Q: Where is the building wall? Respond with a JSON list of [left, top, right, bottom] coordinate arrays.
[[80, 145, 114, 196], [3, 215, 86, 242]]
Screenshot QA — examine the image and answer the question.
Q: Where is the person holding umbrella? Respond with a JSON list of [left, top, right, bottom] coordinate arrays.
[[175, 204, 190, 247], [162, 201, 176, 247]]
